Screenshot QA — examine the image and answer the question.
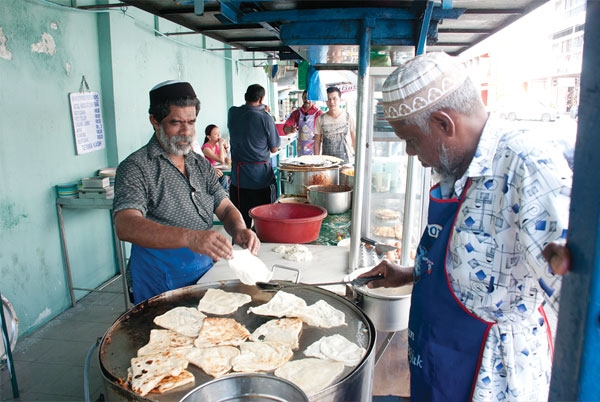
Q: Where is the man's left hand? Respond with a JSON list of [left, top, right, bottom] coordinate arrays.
[[233, 229, 261, 255]]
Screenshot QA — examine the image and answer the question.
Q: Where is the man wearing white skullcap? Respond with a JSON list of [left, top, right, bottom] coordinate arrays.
[[113, 80, 260, 304], [358, 52, 571, 401]]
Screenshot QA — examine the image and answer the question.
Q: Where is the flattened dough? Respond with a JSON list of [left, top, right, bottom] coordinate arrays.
[[153, 306, 206, 338], [304, 334, 366, 367], [198, 288, 252, 315], [193, 317, 250, 348], [249, 317, 303, 349], [186, 346, 240, 377], [232, 341, 293, 372], [275, 358, 345, 395], [247, 291, 307, 317]]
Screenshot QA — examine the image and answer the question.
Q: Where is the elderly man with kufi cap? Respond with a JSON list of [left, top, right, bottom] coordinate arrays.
[[113, 80, 259, 304], [358, 53, 571, 401]]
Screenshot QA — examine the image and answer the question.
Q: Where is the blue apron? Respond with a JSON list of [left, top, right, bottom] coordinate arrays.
[[129, 245, 213, 304], [409, 180, 493, 401]]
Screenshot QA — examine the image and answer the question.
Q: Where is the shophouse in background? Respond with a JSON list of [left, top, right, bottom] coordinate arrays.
[[461, 0, 585, 116]]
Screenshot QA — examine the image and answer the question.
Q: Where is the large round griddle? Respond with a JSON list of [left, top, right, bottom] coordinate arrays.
[[99, 280, 375, 401]]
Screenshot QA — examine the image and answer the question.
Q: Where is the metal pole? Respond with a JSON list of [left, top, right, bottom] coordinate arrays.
[[349, 19, 373, 272]]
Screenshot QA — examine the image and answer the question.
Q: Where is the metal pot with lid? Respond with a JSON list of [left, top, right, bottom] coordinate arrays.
[[98, 280, 376, 402], [278, 157, 341, 196]]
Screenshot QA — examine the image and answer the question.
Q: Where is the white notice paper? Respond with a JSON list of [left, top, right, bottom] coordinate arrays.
[[69, 91, 105, 155]]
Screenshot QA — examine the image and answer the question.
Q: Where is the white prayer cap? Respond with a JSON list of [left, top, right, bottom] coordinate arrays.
[[382, 52, 467, 121]]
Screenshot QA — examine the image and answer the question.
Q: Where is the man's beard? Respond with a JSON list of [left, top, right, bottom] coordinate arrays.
[[434, 143, 461, 182], [157, 124, 193, 156]]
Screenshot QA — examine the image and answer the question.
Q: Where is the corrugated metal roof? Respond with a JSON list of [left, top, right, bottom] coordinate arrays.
[[118, 0, 548, 67]]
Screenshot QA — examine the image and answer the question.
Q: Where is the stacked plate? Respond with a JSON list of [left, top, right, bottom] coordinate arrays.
[[98, 167, 117, 187], [55, 182, 80, 198]]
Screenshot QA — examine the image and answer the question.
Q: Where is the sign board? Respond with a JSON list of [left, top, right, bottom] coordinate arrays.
[[69, 92, 105, 155]]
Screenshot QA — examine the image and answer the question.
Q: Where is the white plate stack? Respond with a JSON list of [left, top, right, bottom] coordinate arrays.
[[79, 176, 114, 199]]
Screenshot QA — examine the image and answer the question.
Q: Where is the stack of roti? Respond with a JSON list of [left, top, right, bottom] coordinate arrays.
[[129, 351, 192, 397]]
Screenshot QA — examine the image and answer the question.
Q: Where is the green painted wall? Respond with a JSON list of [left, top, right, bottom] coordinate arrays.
[[0, 1, 273, 337]]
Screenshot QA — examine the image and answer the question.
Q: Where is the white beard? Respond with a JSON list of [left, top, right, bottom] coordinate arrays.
[[157, 124, 193, 156]]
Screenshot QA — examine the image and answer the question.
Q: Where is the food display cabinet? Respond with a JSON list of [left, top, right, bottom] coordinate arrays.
[[359, 67, 429, 267]]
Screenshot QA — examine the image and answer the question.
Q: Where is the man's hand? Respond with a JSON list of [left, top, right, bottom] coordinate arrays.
[[232, 229, 261, 255], [542, 239, 571, 275], [186, 230, 233, 261], [357, 260, 414, 288]]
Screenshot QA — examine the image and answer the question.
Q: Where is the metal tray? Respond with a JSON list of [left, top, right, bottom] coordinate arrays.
[[99, 280, 375, 401]]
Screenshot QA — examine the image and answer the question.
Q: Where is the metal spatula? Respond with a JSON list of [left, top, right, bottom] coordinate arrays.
[[255, 275, 381, 291], [360, 237, 398, 253]]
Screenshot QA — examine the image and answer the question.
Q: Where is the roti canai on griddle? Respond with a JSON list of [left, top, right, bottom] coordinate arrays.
[[149, 369, 195, 394], [193, 317, 250, 348], [153, 306, 206, 338], [129, 351, 188, 397], [137, 329, 195, 357], [186, 345, 240, 377], [249, 317, 303, 349], [275, 358, 345, 395], [197, 288, 252, 315], [232, 341, 293, 372], [304, 334, 366, 367], [295, 300, 346, 328], [247, 290, 307, 317]]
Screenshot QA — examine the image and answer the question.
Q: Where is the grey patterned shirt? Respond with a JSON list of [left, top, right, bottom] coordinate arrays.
[[113, 135, 228, 230]]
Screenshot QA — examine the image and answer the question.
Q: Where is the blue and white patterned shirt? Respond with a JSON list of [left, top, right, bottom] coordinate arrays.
[[444, 116, 571, 401]]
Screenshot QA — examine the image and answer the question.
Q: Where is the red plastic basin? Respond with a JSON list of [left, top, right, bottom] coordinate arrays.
[[249, 203, 328, 244]]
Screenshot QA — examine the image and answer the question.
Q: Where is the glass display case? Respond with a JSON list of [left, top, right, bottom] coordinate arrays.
[[359, 67, 428, 266]]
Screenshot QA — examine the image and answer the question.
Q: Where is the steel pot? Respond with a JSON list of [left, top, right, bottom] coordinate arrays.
[[279, 166, 339, 196], [179, 373, 309, 402], [339, 166, 354, 189], [306, 185, 352, 215], [352, 285, 412, 332], [346, 268, 412, 332], [98, 280, 376, 402]]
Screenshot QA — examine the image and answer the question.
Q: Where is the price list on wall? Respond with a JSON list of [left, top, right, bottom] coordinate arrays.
[[69, 91, 105, 155]]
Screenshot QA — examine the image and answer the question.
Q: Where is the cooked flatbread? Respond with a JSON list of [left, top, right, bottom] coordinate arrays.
[[137, 329, 195, 356], [374, 208, 401, 221], [247, 291, 307, 317], [186, 346, 240, 377], [149, 369, 195, 394], [304, 334, 366, 367], [372, 226, 396, 238], [153, 306, 206, 338], [129, 351, 188, 397], [295, 300, 346, 328], [275, 358, 345, 396], [193, 317, 250, 348], [249, 317, 303, 349], [232, 341, 293, 372], [198, 288, 252, 315]]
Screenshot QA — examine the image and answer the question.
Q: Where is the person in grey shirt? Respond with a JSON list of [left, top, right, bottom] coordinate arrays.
[[113, 80, 259, 304]]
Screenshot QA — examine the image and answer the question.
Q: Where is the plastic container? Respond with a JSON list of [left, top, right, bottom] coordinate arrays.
[[249, 203, 327, 243]]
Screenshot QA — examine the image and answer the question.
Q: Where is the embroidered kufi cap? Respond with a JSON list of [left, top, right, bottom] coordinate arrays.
[[382, 52, 468, 121], [149, 80, 197, 108]]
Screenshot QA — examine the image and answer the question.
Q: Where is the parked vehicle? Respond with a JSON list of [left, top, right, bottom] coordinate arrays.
[[495, 99, 560, 122]]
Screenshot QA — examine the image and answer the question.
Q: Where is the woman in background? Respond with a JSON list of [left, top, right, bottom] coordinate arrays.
[[201, 124, 230, 190]]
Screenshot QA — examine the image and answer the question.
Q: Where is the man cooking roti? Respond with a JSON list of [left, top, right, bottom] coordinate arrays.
[[113, 80, 259, 304], [358, 52, 571, 401]]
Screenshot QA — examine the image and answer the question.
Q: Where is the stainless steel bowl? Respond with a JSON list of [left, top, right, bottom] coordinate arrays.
[[179, 373, 309, 402], [306, 185, 352, 214]]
